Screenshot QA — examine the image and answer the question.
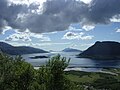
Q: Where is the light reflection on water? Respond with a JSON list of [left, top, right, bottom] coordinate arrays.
[[21, 52, 120, 72]]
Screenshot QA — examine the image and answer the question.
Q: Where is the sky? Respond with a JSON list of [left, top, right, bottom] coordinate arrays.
[[0, 0, 120, 51]]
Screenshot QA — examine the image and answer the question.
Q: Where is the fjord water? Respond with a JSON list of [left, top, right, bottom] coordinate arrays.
[[21, 52, 120, 72]]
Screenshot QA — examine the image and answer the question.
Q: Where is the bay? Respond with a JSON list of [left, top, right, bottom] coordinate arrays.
[[21, 52, 120, 72]]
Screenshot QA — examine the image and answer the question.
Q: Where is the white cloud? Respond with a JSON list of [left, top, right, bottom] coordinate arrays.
[[82, 25, 95, 31], [68, 26, 82, 31], [5, 31, 31, 42], [79, 32, 85, 36], [110, 18, 120, 22], [62, 32, 94, 40], [29, 33, 51, 41], [116, 29, 120, 32], [5, 29, 51, 42], [76, 0, 92, 4], [62, 32, 79, 40], [110, 15, 120, 22], [1, 26, 12, 35], [9, 0, 29, 5], [43, 31, 58, 35], [9, 0, 46, 6]]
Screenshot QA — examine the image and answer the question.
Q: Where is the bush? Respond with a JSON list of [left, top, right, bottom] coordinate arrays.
[[0, 53, 75, 90], [37, 54, 75, 90], [0, 53, 35, 90]]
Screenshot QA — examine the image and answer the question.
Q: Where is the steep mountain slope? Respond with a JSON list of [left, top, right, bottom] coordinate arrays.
[[78, 41, 120, 60]]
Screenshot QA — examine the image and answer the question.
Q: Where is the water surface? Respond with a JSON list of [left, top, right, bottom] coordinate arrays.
[[21, 52, 120, 72]]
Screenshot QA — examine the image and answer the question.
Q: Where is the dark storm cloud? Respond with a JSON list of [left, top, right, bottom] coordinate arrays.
[[0, 0, 8, 33], [0, 0, 28, 33], [24, 0, 89, 33], [87, 0, 120, 24], [0, 0, 120, 34]]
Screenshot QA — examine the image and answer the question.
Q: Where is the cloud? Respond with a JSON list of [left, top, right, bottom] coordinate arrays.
[[1, 26, 12, 34], [62, 31, 94, 40], [77, 0, 92, 4], [5, 30, 51, 42], [5, 31, 32, 42], [68, 26, 82, 31], [110, 15, 120, 22], [43, 31, 58, 35], [81, 35, 94, 40], [29, 32, 51, 41], [116, 29, 120, 32], [82, 24, 95, 31], [62, 32, 79, 40], [0, 0, 120, 34]]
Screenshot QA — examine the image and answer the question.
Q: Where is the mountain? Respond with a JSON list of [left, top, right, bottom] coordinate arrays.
[[0, 42, 48, 55], [78, 41, 120, 60], [62, 48, 82, 52]]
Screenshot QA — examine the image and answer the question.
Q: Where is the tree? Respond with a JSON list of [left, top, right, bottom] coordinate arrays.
[[37, 54, 74, 90], [0, 53, 75, 90], [0, 53, 35, 90]]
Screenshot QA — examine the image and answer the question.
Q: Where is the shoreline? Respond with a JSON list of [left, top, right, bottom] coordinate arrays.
[[34, 66, 120, 75]]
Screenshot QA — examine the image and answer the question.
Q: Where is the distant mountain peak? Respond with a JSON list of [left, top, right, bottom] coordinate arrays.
[[62, 48, 82, 52]]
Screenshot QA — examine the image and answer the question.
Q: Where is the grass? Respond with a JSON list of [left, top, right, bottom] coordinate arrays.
[[66, 72, 99, 83], [65, 68, 120, 90]]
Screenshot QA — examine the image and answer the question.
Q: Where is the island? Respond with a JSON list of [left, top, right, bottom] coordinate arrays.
[[0, 42, 48, 55], [30, 56, 49, 59], [77, 41, 120, 60]]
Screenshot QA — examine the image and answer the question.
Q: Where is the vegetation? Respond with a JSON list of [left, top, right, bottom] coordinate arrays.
[[66, 70, 120, 90], [0, 53, 75, 90], [0, 53, 35, 90], [0, 52, 120, 90]]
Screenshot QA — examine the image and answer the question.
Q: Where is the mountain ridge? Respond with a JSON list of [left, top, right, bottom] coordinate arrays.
[[62, 48, 82, 52], [78, 41, 120, 60], [0, 42, 48, 55]]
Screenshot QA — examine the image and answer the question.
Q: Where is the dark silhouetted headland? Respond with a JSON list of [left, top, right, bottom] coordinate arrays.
[[78, 41, 120, 60], [0, 42, 48, 55]]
